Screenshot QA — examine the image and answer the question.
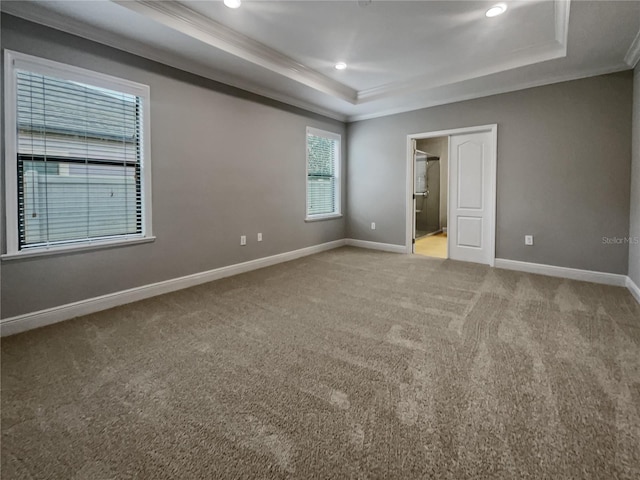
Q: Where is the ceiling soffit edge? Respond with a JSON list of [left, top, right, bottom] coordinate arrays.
[[348, 61, 629, 123], [358, 0, 571, 102], [115, 0, 573, 105], [624, 28, 640, 68], [1, 0, 577, 107], [113, 0, 358, 103], [0, 2, 349, 121]]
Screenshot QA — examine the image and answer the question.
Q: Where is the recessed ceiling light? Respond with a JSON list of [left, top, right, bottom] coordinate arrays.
[[224, 0, 241, 9], [485, 3, 507, 17], [335, 62, 347, 70]]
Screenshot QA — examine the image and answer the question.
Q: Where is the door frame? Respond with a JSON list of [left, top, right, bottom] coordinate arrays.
[[405, 124, 497, 266]]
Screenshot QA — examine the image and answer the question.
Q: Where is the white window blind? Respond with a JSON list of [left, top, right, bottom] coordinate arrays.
[[4, 51, 152, 256], [306, 127, 341, 218]]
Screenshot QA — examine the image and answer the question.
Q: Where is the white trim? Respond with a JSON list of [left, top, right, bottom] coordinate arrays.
[[13, 0, 567, 109], [407, 138, 416, 254], [406, 125, 497, 266], [7, 50, 149, 97], [347, 63, 629, 122], [113, 0, 357, 104], [305, 126, 342, 219], [0, 239, 347, 337], [306, 126, 341, 143], [4, 51, 19, 255], [345, 239, 406, 254], [494, 258, 627, 287], [1, 236, 156, 261], [624, 28, 640, 68], [3, 50, 153, 256], [357, 0, 571, 104], [304, 214, 343, 223], [357, 41, 566, 104], [3, 241, 636, 336], [2, 0, 626, 125], [626, 276, 640, 304]]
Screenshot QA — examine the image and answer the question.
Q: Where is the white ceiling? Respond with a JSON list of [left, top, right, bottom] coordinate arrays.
[[2, 1, 640, 121]]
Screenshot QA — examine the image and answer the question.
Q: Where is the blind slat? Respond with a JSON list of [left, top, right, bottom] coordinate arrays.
[[17, 70, 144, 250], [307, 132, 339, 216]]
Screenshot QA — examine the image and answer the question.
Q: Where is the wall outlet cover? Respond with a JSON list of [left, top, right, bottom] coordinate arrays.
[[257, 233, 262, 242], [240, 235, 247, 246], [525, 235, 534, 246], [371, 222, 376, 230]]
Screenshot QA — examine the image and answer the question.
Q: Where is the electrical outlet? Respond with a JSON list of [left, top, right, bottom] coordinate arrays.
[[371, 222, 376, 230], [257, 233, 262, 242], [525, 235, 534, 246], [240, 235, 247, 246]]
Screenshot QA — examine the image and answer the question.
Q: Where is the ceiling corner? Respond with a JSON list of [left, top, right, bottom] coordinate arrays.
[[624, 28, 640, 68], [555, 0, 571, 51]]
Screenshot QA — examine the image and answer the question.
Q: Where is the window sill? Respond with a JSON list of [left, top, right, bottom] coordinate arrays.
[[1, 236, 156, 261], [305, 214, 343, 223]]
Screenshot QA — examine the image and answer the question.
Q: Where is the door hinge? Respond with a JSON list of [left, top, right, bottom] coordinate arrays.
[[413, 194, 416, 200], [412, 238, 415, 244]]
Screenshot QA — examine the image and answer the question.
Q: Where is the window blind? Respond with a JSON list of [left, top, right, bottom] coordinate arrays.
[[16, 70, 143, 249], [307, 131, 339, 216]]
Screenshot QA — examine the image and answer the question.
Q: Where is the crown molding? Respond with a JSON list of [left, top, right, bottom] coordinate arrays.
[[348, 62, 630, 122], [113, 0, 357, 104], [117, 0, 572, 106], [0, 2, 348, 121], [8, 0, 616, 124], [357, 40, 566, 103], [624, 27, 640, 68], [358, 0, 571, 104]]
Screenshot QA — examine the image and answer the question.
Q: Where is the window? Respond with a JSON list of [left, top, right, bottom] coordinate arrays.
[[3, 50, 152, 257], [306, 127, 341, 220]]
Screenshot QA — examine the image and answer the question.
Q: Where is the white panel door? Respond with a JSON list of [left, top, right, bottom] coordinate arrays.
[[449, 131, 494, 265]]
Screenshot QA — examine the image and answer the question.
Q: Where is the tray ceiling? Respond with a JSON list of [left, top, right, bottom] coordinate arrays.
[[2, 1, 639, 121]]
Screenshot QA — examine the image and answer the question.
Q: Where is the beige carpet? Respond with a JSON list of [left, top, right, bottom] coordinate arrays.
[[2, 247, 640, 479]]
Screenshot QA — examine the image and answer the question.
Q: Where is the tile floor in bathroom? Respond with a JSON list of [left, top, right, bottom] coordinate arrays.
[[415, 232, 447, 258]]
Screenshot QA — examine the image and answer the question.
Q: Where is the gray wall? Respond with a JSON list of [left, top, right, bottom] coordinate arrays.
[[1, 15, 346, 319], [630, 64, 640, 286], [416, 137, 448, 229], [348, 72, 633, 274]]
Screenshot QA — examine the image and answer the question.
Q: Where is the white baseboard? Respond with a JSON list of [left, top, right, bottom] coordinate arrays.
[[443, 227, 448, 234], [345, 238, 406, 254], [626, 276, 640, 304], [0, 239, 347, 337], [5, 243, 636, 337], [494, 258, 628, 287]]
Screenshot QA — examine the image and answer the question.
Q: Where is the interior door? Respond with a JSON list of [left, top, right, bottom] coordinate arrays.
[[449, 130, 494, 265]]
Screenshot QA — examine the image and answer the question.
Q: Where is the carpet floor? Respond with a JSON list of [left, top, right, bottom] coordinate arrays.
[[2, 247, 640, 479]]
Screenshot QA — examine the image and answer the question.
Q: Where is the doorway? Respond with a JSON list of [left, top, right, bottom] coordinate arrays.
[[406, 125, 497, 266], [413, 139, 447, 259]]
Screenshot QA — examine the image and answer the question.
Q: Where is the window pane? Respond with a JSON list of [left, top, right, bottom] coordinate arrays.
[[20, 160, 139, 246], [307, 177, 336, 216], [306, 130, 339, 217], [307, 134, 336, 177], [16, 70, 143, 250]]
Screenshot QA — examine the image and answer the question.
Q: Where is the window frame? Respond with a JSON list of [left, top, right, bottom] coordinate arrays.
[[2, 50, 154, 259], [305, 126, 342, 222]]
